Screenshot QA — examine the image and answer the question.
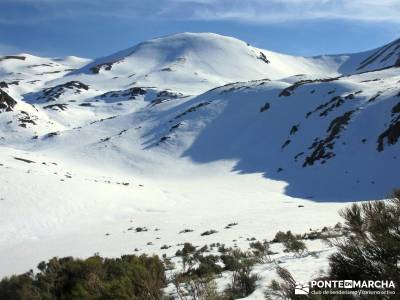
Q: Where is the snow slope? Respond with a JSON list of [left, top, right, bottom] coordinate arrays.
[[0, 32, 399, 298]]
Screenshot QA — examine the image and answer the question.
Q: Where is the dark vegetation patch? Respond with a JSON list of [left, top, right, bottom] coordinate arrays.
[[303, 110, 355, 166], [0, 254, 165, 300]]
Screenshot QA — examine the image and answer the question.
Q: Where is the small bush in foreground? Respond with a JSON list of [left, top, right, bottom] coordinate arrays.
[[283, 236, 307, 257], [264, 266, 296, 300], [329, 190, 400, 294], [265, 190, 400, 299], [222, 249, 259, 299], [249, 240, 274, 263]]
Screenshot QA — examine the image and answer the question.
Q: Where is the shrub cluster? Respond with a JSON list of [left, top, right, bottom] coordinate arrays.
[[173, 243, 259, 300], [0, 254, 166, 300], [273, 231, 307, 257]]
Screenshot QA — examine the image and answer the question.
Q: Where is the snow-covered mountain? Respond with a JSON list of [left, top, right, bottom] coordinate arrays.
[[0, 33, 399, 295], [68, 32, 347, 94]]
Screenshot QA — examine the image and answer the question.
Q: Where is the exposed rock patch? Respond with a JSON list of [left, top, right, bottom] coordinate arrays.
[[303, 110, 355, 166], [38, 81, 89, 102], [0, 89, 17, 112], [0, 55, 26, 62], [377, 101, 400, 151]]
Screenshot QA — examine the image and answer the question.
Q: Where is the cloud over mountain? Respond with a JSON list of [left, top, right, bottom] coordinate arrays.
[[1, 0, 400, 24]]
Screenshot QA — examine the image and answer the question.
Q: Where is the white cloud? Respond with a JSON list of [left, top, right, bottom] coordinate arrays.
[[166, 0, 400, 23], [0, 0, 399, 24]]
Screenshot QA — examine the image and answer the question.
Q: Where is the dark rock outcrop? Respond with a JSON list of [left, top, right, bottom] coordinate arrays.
[[99, 87, 146, 101], [0, 55, 26, 62], [38, 81, 89, 102], [303, 110, 355, 166], [0, 89, 17, 112]]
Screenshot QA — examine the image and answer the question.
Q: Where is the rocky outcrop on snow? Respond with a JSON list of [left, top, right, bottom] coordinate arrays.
[[0, 89, 17, 112]]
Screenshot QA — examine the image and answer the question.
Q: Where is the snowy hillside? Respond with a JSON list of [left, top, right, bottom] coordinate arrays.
[[0, 32, 399, 298], [339, 37, 400, 74]]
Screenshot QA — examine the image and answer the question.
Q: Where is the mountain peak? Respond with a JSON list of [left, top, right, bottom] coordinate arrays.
[[69, 32, 344, 94]]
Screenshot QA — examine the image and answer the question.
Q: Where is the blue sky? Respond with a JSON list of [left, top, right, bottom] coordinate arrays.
[[0, 0, 399, 58]]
